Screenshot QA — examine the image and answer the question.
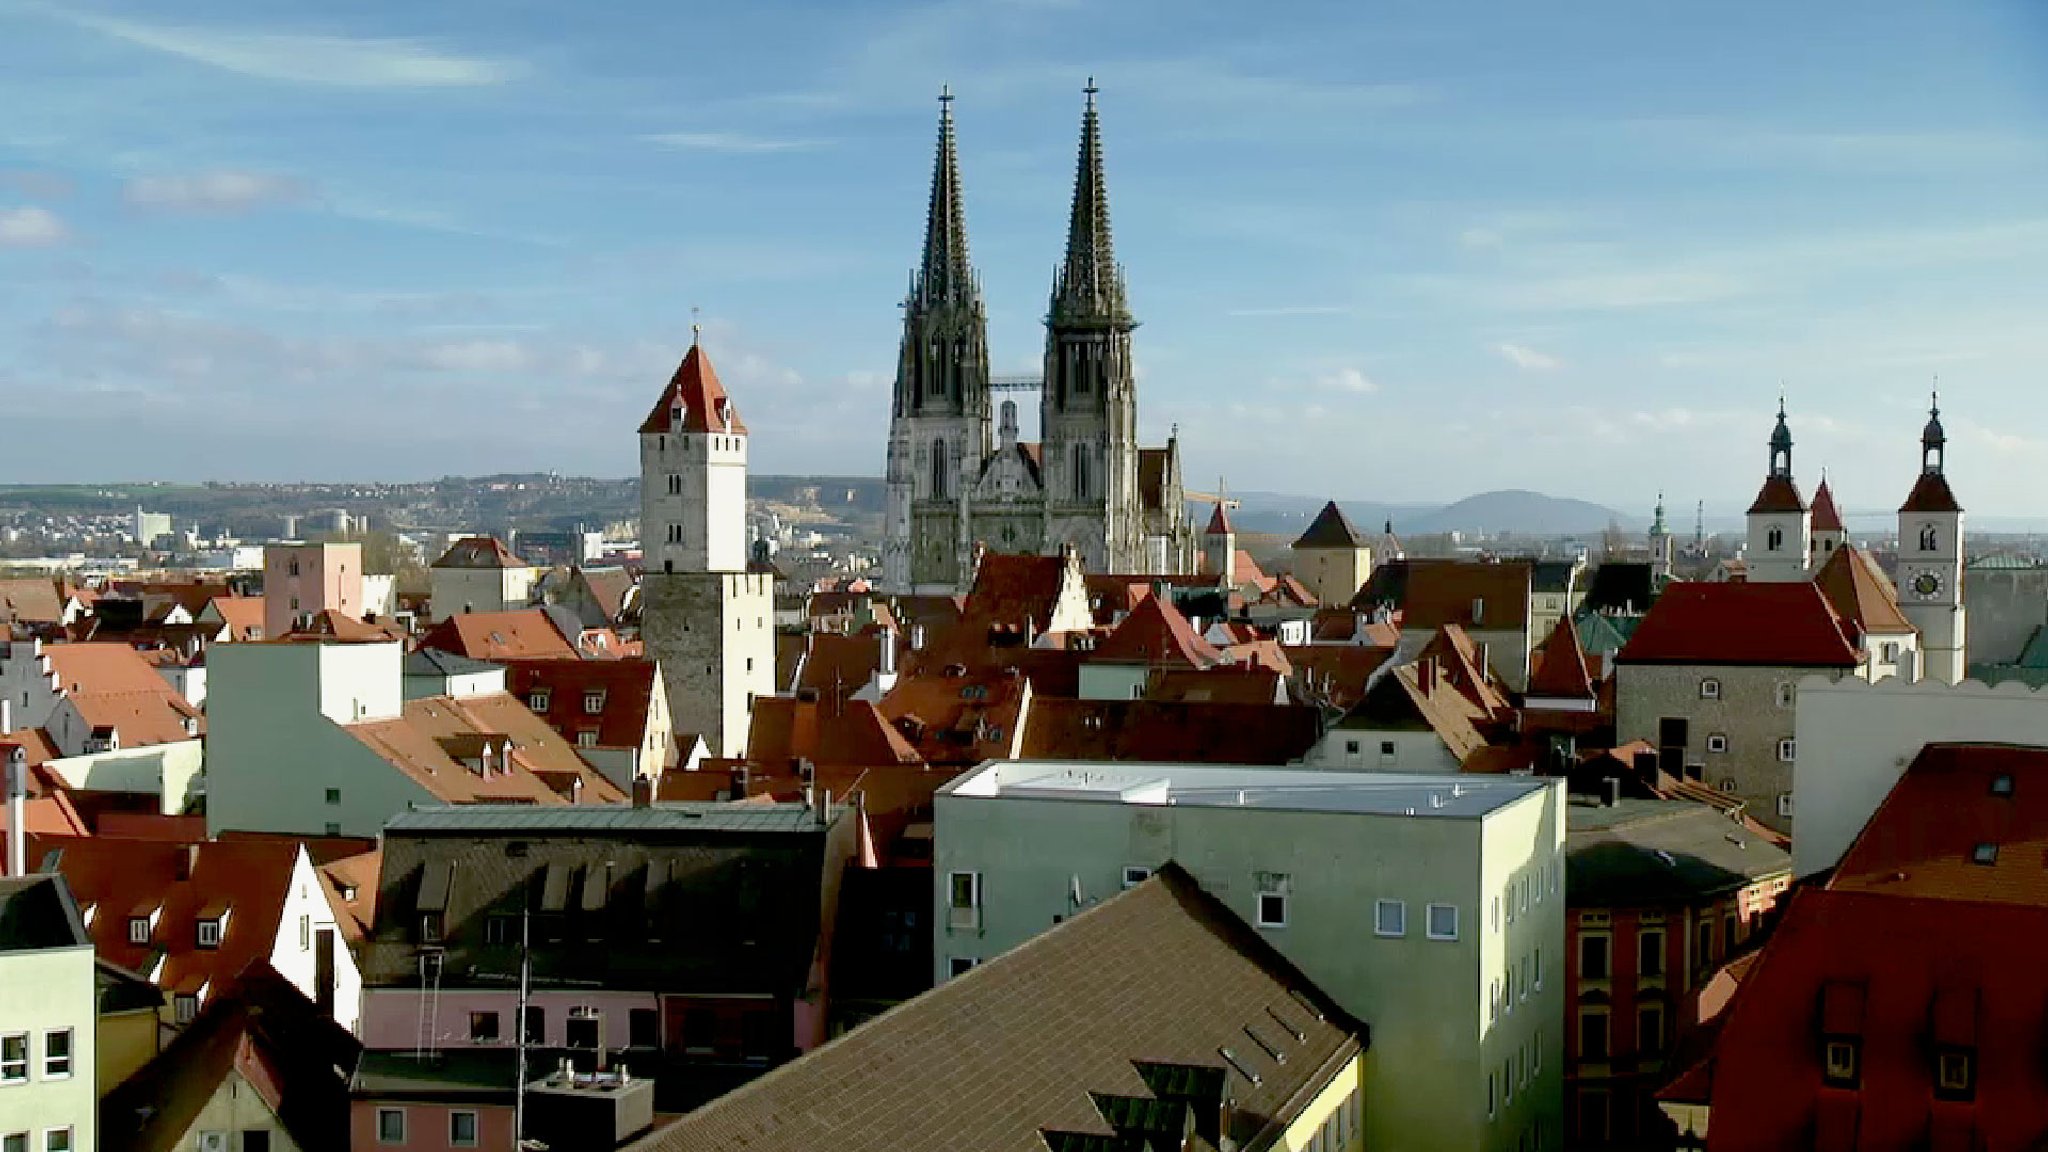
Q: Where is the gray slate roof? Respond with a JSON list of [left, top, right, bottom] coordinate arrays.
[[0, 874, 88, 952], [1567, 797, 1790, 907]]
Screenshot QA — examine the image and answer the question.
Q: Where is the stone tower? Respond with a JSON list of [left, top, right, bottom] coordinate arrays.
[[637, 337, 775, 758], [1647, 492, 1672, 584], [1745, 399, 1812, 583], [1897, 392, 1966, 684], [1201, 494, 1235, 584], [884, 88, 992, 593], [1041, 81, 1142, 574]]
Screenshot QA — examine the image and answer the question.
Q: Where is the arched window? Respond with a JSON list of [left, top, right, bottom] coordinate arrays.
[[1767, 527, 1783, 551], [1920, 525, 1938, 551], [930, 438, 949, 499], [1072, 444, 1090, 500]]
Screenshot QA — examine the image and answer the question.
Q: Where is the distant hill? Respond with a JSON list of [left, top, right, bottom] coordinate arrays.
[[1220, 488, 1631, 541]]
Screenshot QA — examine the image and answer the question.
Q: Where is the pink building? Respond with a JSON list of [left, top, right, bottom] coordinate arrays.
[[265, 541, 364, 640]]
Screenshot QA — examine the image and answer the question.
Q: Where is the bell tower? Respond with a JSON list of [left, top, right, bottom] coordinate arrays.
[[1745, 398, 1812, 582], [1898, 390, 1966, 683]]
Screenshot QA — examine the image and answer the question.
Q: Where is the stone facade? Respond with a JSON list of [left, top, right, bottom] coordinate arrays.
[[1613, 663, 1838, 834], [637, 572, 773, 759]]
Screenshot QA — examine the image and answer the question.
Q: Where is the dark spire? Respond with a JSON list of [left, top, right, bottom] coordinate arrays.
[[1051, 78, 1129, 323], [1769, 394, 1793, 477], [915, 86, 975, 308], [1923, 382, 1946, 474]]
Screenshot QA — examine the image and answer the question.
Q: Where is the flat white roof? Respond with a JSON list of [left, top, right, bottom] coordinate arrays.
[[942, 760, 1552, 819]]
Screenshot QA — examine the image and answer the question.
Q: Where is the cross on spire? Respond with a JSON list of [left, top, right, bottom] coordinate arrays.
[[690, 305, 701, 345]]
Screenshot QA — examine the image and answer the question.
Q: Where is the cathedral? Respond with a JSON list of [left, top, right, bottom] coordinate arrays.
[[881, 85, 1199, 594]]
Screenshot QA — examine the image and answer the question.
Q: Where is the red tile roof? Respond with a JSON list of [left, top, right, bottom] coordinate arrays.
[[1900, 470, 1963, 514], [1526, 613, 1597, 700], [431, 535, 524, 570], [502, 657, 659, 751], [1282, 644, 1395, 709], [963, 553, 1073, 634], [346, 694, 625, 806], [1204, 501, 1232, 536], [1364, 559, 1531, 631], [39, 642, 204, 747], [422, 609, 577, 661], [746, 694, 922, 769], [1809, 478, 1845, 532], [205, 596, 266, 641], [1090, 593, 1221, 669], [1617, 581, 1858, 667], [1813, 545, 1914, 638], [1747, 474, 1807, 514], [1830, 743, 2048, 907], [638, 343, 746, 435], [878, 667, 1026, 767], [795, 631, 888, 696], [1146, 666, 1285, 705]]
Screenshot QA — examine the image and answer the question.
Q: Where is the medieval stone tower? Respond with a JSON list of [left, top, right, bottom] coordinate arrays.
[[637, 336, 775, 758], [1898, 392, 1966, 684], [882, 84, 1196, 593]]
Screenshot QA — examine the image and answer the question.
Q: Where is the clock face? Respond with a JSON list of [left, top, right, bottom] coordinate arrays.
[[1911, 570, 1944, 599]]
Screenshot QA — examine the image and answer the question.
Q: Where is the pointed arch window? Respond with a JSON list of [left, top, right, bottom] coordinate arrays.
[[1767, 527, 1783, 552], [1920, 525, 1938, 551], [1072, 444, 1090, 501], [931, 438, 949, 500]]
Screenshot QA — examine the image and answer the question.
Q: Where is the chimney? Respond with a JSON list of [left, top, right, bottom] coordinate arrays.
[[1603, 776, 1622, 808], [6, 746, 26, 878], [631, 776, 653, 808], [878, 627, 897, 678], [910, 623, 927, 653], [815, 787, 832, 826]]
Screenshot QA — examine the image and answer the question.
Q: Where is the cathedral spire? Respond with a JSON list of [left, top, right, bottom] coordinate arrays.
[[915, 86, 975, 308], [1051, 78, 1129, 324]]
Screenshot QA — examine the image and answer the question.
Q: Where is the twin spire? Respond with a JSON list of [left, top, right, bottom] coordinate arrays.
[[910, 82, 1129, 323]]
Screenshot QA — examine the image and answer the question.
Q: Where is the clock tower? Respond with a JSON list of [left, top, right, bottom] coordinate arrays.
[[1897, 392, 1965, 684]]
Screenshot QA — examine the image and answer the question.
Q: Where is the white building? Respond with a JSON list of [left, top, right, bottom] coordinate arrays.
[[1744, 401, 1812, 583], [427, 537, 536, 621], [1896, 395, 1967, 685], [0, 875, 98, 1152], [935, 760, 1565, 1152]]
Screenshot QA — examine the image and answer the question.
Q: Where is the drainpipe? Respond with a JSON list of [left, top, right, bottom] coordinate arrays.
[[6, 746, 27, 877]]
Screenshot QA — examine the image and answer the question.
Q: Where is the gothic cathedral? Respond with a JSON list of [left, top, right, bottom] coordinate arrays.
[[882, 85, 1198, 593]]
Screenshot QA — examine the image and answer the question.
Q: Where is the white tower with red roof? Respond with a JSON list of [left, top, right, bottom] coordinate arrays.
[[637, 333, 774, 758], [1897, 392, 1965, 684], [1808, 475, 1846, 567], [1745, 400, 1812, 583]]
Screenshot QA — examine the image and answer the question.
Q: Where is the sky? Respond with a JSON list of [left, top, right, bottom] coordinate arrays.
[[3, 1, 2048, 519]]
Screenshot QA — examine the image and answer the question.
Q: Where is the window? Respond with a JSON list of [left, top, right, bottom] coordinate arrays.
[[1706, 733, 1727, 754], [528, 692, 550, 712], [376, 1108, 406, 1145], [2, 1137, 21, 1152], [197, 919, 222, 949], [42, 1031, 69, 1079], [1579, 933, 1610, 981], [127, 917, 149, 945], [1881, 642, 1900, 662], [948, 956, 978, 977], [44, 1131, 70, 1152], [1520, 955, 1531, 1000], [175, 995, 198, 1024], [1777, 738, 1797, 762], [1936, 1050, 1975, 1099], [629, 1008, 658, 1049], [1992, 773, 2015, 797], [1637, 1003, 1665, 1056], [522, 1006, 545, 1046], [947, 871, 982, 930], [1345, 740, 1360, 755], [449, 1112, 479, 1149], [1718, 777, 1738, 794], [1698, 678, 1721, 700], [583, 691, 605, 714], [1374, 899, 1406, 937], [1121, 866, 1151, 889], [1379, 740, 1395, 756], [1534, 946, 1543, 990], [566, 1007, 601, 1049], [1695, 921, 1715, 969], [1971, 842, 1998, 865], [1639, 930, 1665, 978], [0, 1034, 25, 1083], [1491, 895, 1500, 931], [1426, 903, 1459, 941], [1487, 1069, 1496, 1118], [469, 1011, 500, 1043], [577, 731, 598, 749], [1776, 682, 1796, 708], [325, 823, 341, 837], [1257, 892, 1288, 928], [1777, 792, 1795, 819], [1822, 1040, 1859, 1087], [1579, 1009, 1609, 1061], [299, 915, 310, 951]]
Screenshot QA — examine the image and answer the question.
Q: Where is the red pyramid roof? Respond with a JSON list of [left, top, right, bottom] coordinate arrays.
[[1092, 593, 1221, 669], [1747, 475, 1806, 514], [1809, 479, 1844, 531], [1900, 471, 1962, 514], [1813, 545, 1913, 637], [1204, 501, 1233, 536], [639, 343, 745, 435], [1526, 613, 1596, 699]]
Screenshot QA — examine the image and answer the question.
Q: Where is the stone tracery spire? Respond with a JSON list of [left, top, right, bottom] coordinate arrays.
[[1051, 78, 1130, 324], [915, 86, 976, 308]]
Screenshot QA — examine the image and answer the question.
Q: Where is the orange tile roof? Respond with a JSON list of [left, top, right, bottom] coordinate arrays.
[[1617, 581, 1858, 667], [878, 667, 1026, 766], [431, 535, 525, 569], [1526, 613, 1597, 699], [1090, 593, 1221, 669], [1813, 545, 1914, 638], [205, 596, 266, 641], [1746, 474, 1807, 514], [796, 631, 888, 696], [421, 609, 576, 661], [638, 342, 746, 434], [1809, 478, 1845, 532], [318, 847, 381, 943], [1829, 743, 2048, 907], [0, 577, 65, 625], [346, 694, 625, 806], [746, 694, 923, 769], [1900, 470, 1962, 514]]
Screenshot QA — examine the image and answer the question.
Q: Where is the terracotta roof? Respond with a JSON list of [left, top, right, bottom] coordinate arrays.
[[638, 342, 746, 435], [1355, 559, 1531, 631], [346, 694, 625, 806], [1616, 581, 1858, 667], [795, 631, 888, 696], [1830, 743, 2048, 907], [1900, 470, 1963, 514], [1418, 624, 1513, 717], [628, 864, 1363, 1152], [0, 577, 65, 625], [1018, 699, 1322, 763], [206, 596, 266, 641], [1526, 613, 1597, 700], [432, 535, 524, 570], [38, 641, 204, 747], [43, 640, 182, 696], [422, 609, 577, 661], [1147, 666, 1284, 705], [746, 694, 922, 768], [1813, 545, 1915, 638], [1231, 549, 1267, 588], [1333, 662, 1493, 764], [575, 566, 635, 622], [1282, 644, 1395, 709], [1809, 478, 1845, 532], [1746, 474, 1807, 514], [963, 553, 1073, 634], [1293, 500, 1369, 550], [1204, 501, 1232, 536], [878, 667, 1026, 767], [101, 963, 360, 1152], [502, 657, 660, 751], [1091, 593, 1222, 669], [318, 848, 381, 943], [36, 835, 304, 1005]]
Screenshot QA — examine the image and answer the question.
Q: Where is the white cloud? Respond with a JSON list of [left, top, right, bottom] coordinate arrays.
[[47, 9, 524, 88], [1318, 367, 1379, 394], [418, 340, 533, 373], [1459, 228, 1503, 250], [125, 171, 308, 214], [641, 132, 818, 154], [1496, 342, 1562, 371], [0, 206, 68, 247]]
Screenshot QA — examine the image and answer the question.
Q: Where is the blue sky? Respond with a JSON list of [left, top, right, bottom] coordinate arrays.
[[4, 1, 2048, 519]]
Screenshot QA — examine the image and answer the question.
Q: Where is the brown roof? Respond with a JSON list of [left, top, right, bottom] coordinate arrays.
[[41, 642, 204, 746], [421, 609, 577, 661], [1147, 666, 1284, 706], [1282, 645, 1396, 709], [1809, 478, 1845, 532], [1091, 593, 1222, 668], [1617, 581, 1858, 668], [1899, 470, 1963, 513], [628, 864, 1362, 1152], [1293, 500, 1370, 550], [1334, 663, 1492, 764], [1358, 559, 1530, 631], [0, 576, 65, 625], [432, 535, 524, 570], [502, 657, 660, 751], [1829, 743, 2048, 907], [962, 553, 1073, 634], [318, 848, 381, 943], [1019, 699, 1322, 763], [1526, 613, 1597, 700], [576, 566, 635, 622], [1747, 474, 1807, 514], [878, 667, 1027, 767], [206, 596, 266, 641], [1812, 545, 1914, 638], [638, 342, 746, 435], [795, 631, 888, 696], [746, 694, 922, 768], [346, 694, 626, 806]]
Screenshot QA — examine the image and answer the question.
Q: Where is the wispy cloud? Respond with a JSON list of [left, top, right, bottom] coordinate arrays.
[[1496, 342, 1562, 371], [125, 171, 310, 214], [1318, 367, 1379, 394], [640, 132, 820, 154], [43, 8, 525, 89], [0, 206, 68, 248], [0, 171, 73, 200]]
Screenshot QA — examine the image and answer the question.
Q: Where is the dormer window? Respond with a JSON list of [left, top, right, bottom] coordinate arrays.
[[1699, 678, 1721, 700], [528, 691, 550, 712], [127, 916, 149, 945], [420, 912, 444, 943], [1936, 1050, 1976, 1100], [196, 918, 222, 949], [1822, 1039, 1859, 1087], [583, 691, 606, 714]]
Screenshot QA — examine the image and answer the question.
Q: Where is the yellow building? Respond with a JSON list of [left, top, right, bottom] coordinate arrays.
[[94, 960, 162, 1097]]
